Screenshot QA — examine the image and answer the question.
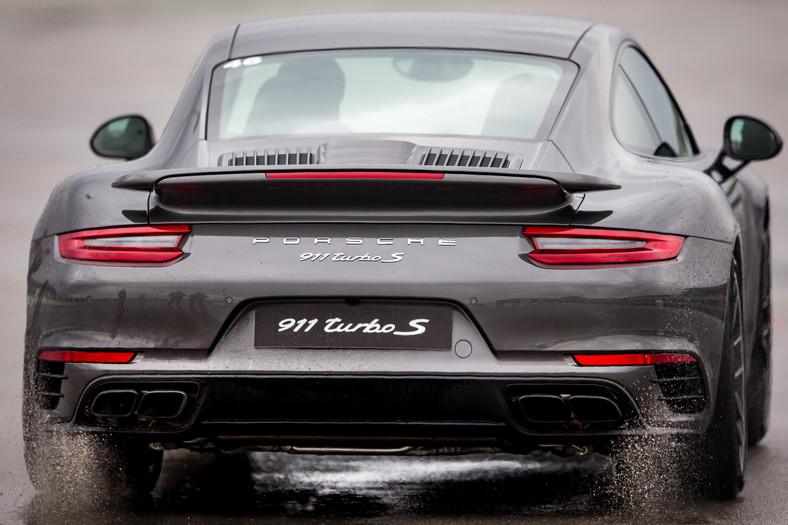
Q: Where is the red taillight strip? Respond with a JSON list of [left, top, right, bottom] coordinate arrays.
[[38, 350, 136, 364], [572, 353, 697, 366], [265, 171, 445, 180], [59, 225, 190, 264], [523, 227, 683, 265]]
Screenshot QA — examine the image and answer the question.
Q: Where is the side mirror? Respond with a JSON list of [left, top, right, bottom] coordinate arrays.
[[90, 115, 154, 160], [707, 115, 782, 180], [724, 116, 782, 161]]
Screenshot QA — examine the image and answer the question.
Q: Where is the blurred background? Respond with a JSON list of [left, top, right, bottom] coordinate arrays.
[[1, 0, 787, 522]]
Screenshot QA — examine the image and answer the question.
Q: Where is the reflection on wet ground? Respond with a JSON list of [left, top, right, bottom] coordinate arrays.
[[21, 450, 720, 524]]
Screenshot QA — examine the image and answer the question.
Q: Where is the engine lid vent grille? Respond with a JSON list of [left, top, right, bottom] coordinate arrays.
[[221, 149, 316, 167], [419, 148, 518, 169]]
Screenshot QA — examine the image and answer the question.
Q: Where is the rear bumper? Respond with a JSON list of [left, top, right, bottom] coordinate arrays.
[[55, 371, 706, 451], [27, 227, 731, 451]]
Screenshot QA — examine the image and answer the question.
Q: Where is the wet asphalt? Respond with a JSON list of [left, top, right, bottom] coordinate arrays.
[[1, 1, 788, 523]]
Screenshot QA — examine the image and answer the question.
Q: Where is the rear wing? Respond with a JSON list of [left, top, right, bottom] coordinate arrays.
[[112, 167, 620, 224], [113, 166, 620, 193]]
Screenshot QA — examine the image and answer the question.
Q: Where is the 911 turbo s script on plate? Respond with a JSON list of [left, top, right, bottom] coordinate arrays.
[[254, 303, 452, 349]]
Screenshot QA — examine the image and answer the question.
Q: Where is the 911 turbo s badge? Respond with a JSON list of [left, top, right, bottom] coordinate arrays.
[[299, 252, 404, 263], [252, 236, 456, 264]]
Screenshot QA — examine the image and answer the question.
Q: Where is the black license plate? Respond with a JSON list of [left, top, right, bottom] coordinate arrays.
[[254, 302, 452, 350]]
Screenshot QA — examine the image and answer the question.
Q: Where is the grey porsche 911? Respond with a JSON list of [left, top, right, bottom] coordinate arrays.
[[24, 12, 781, 500]]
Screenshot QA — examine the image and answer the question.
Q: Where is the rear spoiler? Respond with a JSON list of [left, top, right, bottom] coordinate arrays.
[[112, 166, 621, 193]]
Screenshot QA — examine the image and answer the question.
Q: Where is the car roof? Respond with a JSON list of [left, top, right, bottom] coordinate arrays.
[[230, 12, 596, 60]]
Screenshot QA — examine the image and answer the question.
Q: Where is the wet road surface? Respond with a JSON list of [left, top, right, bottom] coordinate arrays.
[[19, 444, 788, 524], [2, 1, 788, 523]]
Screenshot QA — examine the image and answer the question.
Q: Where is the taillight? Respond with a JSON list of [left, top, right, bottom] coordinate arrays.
[[572, 353, 696, 366], [523, 227, 683, 265], [38, 350, 136, 364], [58, 225, 190, 265]]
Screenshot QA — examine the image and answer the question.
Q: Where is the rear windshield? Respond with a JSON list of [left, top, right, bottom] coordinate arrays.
[[207, 49, 576, 141]]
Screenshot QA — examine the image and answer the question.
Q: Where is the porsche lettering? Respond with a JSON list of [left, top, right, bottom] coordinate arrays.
[[252, 237, 456, 246]]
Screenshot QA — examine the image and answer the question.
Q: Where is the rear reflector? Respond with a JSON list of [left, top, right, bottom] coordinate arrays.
[[38, 350, 136, 364], [572, 353, 697, 366], [523, 227, 683, 265], [59, 225, 190, 265], [265, 171, 445, 180]]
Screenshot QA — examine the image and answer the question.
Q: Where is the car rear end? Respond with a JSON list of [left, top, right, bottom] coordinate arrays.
[[27, 168, 732, 455]]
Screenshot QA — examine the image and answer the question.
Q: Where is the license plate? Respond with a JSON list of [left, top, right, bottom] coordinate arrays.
[[254, 302, 452, 350]]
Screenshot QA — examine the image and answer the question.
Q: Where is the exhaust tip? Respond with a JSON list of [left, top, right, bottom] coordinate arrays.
[[137, 390, 188, 419], [517, 394, 571, 424], [91, 390, 138, 418], [567, 395, 622, 423]]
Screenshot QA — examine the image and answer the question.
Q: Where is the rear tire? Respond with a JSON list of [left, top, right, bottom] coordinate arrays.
[[24, 427, 162, 502], [747, 240, 772, 445], [690, 261, 747, 499]]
